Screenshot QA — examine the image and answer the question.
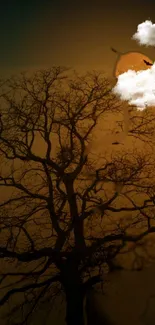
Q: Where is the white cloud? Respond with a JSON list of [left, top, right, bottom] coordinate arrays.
[[112, 64, 155, 110], [112, 20, 155, 110], [132, 20, 155, 46]]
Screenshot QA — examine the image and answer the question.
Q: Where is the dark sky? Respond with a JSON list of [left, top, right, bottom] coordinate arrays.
[[1, 0, 155, 77]]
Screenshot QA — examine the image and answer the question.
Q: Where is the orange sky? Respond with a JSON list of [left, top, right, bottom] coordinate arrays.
[[1, 2, 155, 324]]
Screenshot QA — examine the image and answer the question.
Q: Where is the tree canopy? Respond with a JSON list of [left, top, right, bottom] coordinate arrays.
[[0, 67, 155, 324]]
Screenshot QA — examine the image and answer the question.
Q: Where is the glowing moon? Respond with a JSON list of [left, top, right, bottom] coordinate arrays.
[[114, 51, 153, 78]]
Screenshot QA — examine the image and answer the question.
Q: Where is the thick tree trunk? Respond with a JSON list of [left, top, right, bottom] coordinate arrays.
[[61, 261, 85, 325], [65, 284, 84, 325]]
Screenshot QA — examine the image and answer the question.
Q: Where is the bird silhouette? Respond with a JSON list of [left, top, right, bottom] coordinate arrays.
[[111, 47, 118, 53], [110, 47, 122, 55], [112, 141, 124, 145], [143, 59, 153, 66]]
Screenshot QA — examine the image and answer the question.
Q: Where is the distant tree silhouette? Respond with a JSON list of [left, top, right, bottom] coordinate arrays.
[[0, 67, 155, 325]]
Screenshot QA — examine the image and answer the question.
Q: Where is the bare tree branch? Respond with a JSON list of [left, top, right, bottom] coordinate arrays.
[[0, 67, 155, 324]]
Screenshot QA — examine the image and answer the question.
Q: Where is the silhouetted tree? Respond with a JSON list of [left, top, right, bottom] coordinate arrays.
[[0, 67, 155, 325]]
